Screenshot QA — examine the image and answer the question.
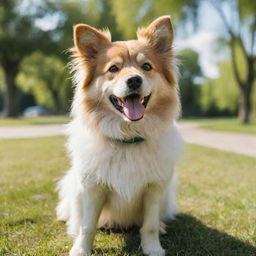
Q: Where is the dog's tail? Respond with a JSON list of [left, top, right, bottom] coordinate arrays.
[[56, 170, 74, 222], [162, 171, 178, 223]]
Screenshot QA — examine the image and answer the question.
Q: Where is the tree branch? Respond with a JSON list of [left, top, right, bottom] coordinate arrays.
[[237, 35, 249, 60], [230, 40, 244, 89], [209, 0, 234, 37], [250, 16, 256, 57], [209, 0, 251, 89]]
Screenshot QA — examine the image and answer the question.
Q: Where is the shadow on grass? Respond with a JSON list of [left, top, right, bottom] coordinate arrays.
[[95, 214, 256, 256], [7, 217, 37, 227]]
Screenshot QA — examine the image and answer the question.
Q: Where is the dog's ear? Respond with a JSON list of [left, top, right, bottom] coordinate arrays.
[[137, 16, 173, 54], [74, 24, 111, 60]]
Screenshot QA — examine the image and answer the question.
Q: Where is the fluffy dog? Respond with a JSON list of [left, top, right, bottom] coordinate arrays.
[[56, 16, 183, 256]]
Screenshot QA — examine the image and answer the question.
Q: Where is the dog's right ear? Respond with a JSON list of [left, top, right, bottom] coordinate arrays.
[[137, 16, 173, 55], [73, 24, 111, 60]]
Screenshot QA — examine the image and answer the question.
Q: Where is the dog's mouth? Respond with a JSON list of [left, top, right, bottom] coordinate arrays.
[[109, 93, 151, 121]]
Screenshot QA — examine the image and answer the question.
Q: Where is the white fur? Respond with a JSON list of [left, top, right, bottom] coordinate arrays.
[[57, 115, 183, 255], [57, 21, 183, 256]]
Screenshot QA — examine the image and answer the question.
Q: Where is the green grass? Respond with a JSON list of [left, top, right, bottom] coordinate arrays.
[[0, 137, 255, 256], [0, 116, 69, 127], [182, 117, 256, 134]]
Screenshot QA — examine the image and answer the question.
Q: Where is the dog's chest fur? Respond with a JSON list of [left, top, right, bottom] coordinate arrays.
[[67, 120, 183, 201]]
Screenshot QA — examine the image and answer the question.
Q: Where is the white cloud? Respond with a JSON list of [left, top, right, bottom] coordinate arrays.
[[35, 13, 60, 31], [175, 30, 220, 79]]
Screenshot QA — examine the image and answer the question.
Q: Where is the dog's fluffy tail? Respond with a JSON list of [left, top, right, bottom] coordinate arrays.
[[56, 170, 74, 222], [162, 171, 178, 222]]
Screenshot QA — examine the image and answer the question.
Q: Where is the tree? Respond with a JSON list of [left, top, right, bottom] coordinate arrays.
[[17, 53, 71, 113], [200, 61, 239, 116], [209, 0, 256, 123], [0, 0, 125, 116], [53, 0, 122, 53], [0, 68, 4, 111], [179, 49, 203, 116], [0, 0, 58, 116], [111, 0, 199, 39]]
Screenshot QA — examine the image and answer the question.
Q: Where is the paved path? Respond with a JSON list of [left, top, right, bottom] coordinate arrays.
[[0, 124, 66, 139], [178, 122, 256, 157], [0, 122, 256, 157]]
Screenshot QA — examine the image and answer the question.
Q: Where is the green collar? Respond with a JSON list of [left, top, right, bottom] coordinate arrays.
[[116, 136, 145, 144]]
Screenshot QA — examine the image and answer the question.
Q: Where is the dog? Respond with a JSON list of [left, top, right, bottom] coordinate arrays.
[[56, 16, 183, 256]]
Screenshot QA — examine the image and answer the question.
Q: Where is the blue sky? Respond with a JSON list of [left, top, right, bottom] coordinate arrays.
[[175, 1, 229, 79]]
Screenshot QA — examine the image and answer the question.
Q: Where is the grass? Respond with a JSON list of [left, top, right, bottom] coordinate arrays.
[[0, 137, 255, 256], [1, 116, 256, 135], [181, 117, 256, 134], [0, 116, 69, 127]]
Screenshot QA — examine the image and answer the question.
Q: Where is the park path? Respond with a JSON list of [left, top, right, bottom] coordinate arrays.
[[178, 122, 256, 157], [0, 122, 256, 157], [0, 124, 66, 139]]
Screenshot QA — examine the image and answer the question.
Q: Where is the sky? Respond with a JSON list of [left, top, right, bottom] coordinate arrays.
[[175, 1, 229, 79], [33, 0, 229, 80]]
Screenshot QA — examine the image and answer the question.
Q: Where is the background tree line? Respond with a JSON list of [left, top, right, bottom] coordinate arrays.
[[0, 0, 255, 123]]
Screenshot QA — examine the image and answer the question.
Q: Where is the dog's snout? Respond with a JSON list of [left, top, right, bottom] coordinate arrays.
[[126, 75, 142, 90]]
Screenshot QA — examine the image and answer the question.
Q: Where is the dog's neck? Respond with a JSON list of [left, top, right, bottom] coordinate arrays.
[[114, 136, 145, 144]]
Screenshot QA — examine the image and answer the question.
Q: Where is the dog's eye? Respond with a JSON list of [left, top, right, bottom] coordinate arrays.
[[109, 65, 119, 73], [141, 63, 152, 71]]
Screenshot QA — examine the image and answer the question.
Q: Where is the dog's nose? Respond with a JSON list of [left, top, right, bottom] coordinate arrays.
[[126, 75, 142, 90]]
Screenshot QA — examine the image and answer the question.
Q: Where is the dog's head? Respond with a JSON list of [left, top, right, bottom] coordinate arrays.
[[71, 16, 179, 139]]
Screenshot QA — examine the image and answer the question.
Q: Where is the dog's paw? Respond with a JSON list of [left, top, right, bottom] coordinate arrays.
[[142, 242, 165, 256], [159, 221, 167, 235], [143, 247, 166, 256], [69, 246, 90, 256]]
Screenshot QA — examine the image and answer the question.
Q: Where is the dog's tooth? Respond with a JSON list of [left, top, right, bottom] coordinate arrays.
[[118, 99, 123, 107]]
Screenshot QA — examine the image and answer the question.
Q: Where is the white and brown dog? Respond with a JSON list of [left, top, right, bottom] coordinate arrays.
[[56, 16, 183, 256]]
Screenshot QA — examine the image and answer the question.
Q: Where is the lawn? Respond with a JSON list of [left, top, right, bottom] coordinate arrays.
[[0, 137, 255, 256], [2, 116, 256, 136], [181, 118, 256, 134], [0, 116, 69, 127]]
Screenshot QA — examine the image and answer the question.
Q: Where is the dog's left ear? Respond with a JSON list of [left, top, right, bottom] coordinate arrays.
[[73, 24, 111, 60], [137, 16, 173, 54]]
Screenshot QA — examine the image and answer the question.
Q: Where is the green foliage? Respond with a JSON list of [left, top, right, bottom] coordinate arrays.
[[200, 62, 239, 113], [200, 45, 256, 116], [0, 0, 63, 116], [3, 0, 254, 119], [112, 0, 200, 39], [17, 53, 72, 113], [179, 49, 202, 117], [54, 0, 121, 51], [0, 68, 4, 108], [209, 0, 256, 123], [0, 0, 58, 63], [238, 0, 256, 20], [0, 0, 202, 115], [0, 68, 4, 90]]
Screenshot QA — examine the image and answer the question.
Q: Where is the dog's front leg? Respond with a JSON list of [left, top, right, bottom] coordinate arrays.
[[69, 186, 105, 256], [140, 184, 165, 256]]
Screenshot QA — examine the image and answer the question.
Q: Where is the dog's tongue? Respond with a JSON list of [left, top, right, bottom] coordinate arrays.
[[123, 96, 145, 121]]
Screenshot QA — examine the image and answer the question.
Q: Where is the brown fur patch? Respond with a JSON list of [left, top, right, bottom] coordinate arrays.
[[137, 16, 174, 54], [71, 16, 179, 124], [148, 90, 179, 121], [73, 24, 113, 88], [74, 24, 111, 58], [136, 16, 176, 85]]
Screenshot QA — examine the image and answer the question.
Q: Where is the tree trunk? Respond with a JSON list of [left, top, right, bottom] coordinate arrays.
[[2, 67, 18, 117], [238, 88, 251, 124], [52, 90, 61, 114]]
